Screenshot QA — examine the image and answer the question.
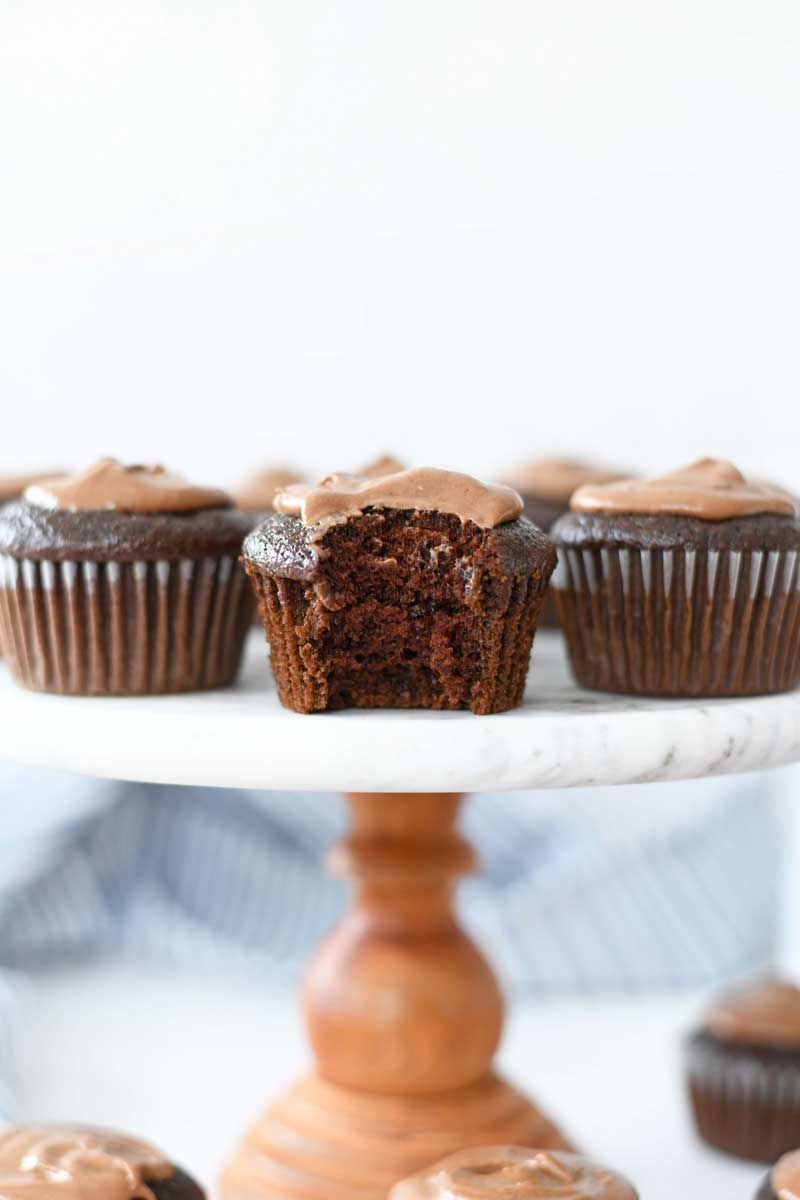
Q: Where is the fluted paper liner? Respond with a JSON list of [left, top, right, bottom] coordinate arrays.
[[552, 544, 800, 695], [0, 554, 252, 694], [245, 565, 547, 714], [687, 1034, 800, 1163]]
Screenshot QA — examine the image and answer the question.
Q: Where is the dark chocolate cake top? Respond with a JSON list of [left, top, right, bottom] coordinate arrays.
[[274, 468, 523, 539], [0, 1125, 176, 1200], [504, 458, 627, 505], [390, 1148, 638, 1200], [571, 458, 797, 520], [707, 978, 800, 1049], [25, 458, 230, 514], [772, 1149, 800, 1199]]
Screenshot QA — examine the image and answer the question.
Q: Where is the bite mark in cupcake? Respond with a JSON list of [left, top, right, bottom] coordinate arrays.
[[243, 467, 555, 714]]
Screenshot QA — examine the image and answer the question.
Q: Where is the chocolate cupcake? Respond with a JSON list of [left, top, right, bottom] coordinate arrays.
[[504, 458, 628, 536], [756, 1149, 800, 1198], [503, 458, 626, 628], [243, 467, 555, 714], [551, 458, 800, 696], [390, 1147, 638, 1200], [0, 1124, 205, 1200], [687, 978, 800, 1162], [0, 458, 253, 695], [235, 466, 304, 516]]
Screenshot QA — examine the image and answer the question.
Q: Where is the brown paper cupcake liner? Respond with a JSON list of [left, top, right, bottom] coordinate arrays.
[[552, 544, 800, 695], [245, 564, 546, 714], [0, 553, 252, 695], [687, 1035, 800, 1162]]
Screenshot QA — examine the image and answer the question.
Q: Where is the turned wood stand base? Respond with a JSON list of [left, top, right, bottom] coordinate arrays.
[[220, 793, 570, 1200]]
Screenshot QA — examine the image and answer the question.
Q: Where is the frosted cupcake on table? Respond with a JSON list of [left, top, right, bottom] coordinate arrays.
[[0, 458, 253, 695], [550, 458, 800, 696]]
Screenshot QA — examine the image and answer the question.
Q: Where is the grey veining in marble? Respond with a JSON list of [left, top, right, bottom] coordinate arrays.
[[0, 631, 798, 792]]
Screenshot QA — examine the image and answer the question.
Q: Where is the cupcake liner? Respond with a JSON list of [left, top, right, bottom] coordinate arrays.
[[687, 1034, 800, 1163], [552, 544, 800, 696], [245, 563, 547, 714], [0, 553, 252, 695]]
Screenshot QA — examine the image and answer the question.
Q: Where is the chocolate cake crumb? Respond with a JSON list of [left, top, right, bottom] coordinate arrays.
[[244, 509, 555, 714]]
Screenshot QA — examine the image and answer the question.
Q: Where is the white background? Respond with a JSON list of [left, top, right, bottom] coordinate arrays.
[[1, 1, 799, 485]]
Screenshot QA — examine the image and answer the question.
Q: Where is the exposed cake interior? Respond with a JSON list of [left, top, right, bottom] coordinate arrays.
[[253, 507, 548, 713]]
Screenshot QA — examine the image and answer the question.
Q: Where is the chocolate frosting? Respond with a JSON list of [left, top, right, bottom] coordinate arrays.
[[506, 459, 627, 505], [355, 454, 406, 478], [0, 1125, 173, 1200], [707, 978, 800, 1049], [772, 1149, 800, 1199], [25, 459, 231, 514], [571, 458, 797, 520], [0, 473, 62, 504], [234, 467, 304, 513], [390, 1148, 637, 1200], [274, 468, 523, 537]]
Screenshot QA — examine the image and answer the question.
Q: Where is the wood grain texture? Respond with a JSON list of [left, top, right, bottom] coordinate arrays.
[[220, 793, 570, 1200]]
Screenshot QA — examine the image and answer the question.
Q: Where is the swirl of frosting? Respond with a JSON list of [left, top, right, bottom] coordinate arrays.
[[570, 458, 798, 520], [772, 1149, 800, 1199], [0, 1124, 174, 1200], [274, 468, 523, 537], [707, 977, 800, 1048], [389, 1148, 638, 1200], [25, 459, 231, 514], [505, 459, 627, 505]]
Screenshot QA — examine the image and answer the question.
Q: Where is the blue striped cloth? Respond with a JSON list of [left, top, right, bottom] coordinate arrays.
[[0, 764, 781, 1117]]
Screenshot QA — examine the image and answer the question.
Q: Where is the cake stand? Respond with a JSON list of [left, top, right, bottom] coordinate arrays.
[[1, 630, 799, 1200]]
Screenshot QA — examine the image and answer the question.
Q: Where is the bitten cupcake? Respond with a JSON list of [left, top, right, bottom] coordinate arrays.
[[687, 978, 800, 1162], [0, 1124, 205, 1200], [0, 458, 253, 695], [242, 467, 555, 714], [756, 1149, 800, 1198], [390, 1147, 638, 1200], [551, 458, 800, 696]]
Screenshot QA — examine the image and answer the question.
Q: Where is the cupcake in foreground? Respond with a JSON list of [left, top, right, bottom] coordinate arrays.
[[551, 458, 800, 696], [687, 977, 800, 1162], [0, 1124, 204, 1200], [756, 1149, 800, 1198], [0, 458, 253, 695], [390, 1146, 638, 1200], [243, 467, 555, 714]]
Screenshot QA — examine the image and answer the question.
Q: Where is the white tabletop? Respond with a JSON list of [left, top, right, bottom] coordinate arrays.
[[14, 961, 763, 1200], [1, 630, 800, 792]]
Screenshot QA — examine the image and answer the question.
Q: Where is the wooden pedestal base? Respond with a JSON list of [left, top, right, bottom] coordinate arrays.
[[221, 793, 569, 1200]]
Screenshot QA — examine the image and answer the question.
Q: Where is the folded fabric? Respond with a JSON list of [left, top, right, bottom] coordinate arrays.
[[0, 763, 781, 1116]]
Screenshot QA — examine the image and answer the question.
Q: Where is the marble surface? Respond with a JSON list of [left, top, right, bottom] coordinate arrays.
[[0, 630, 799, 791], [15, 961, 763, 1200]]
